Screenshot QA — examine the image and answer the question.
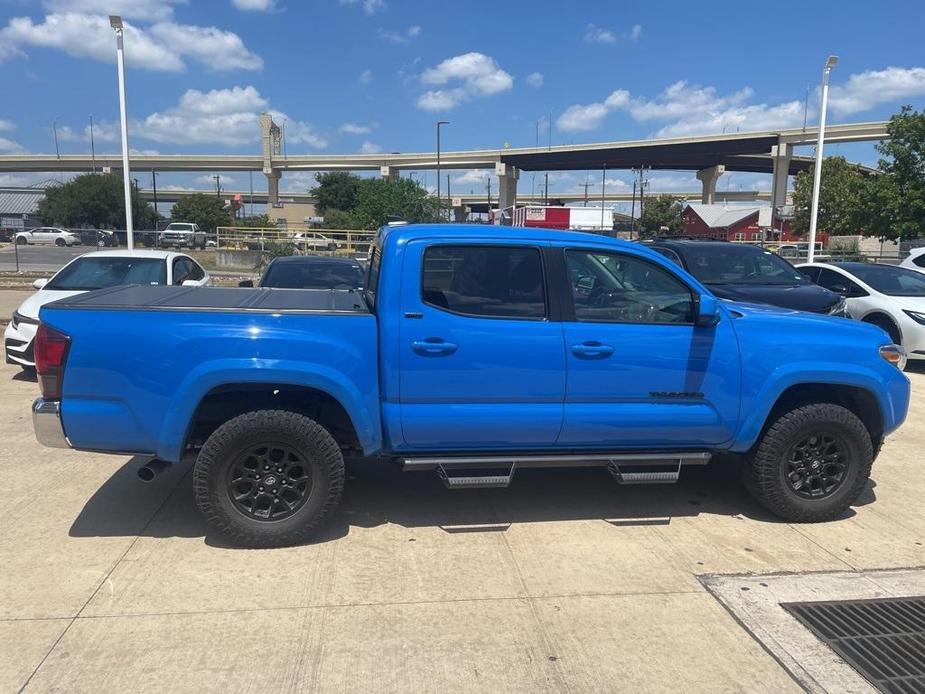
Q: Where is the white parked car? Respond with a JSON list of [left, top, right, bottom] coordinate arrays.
[[798, 261, 925, 362], [14, 227, 80, 247], [291, 232, 339, 252], [900, 248, 925, 275], [5, 250, 210, 369], [160, 222, 207, 249]]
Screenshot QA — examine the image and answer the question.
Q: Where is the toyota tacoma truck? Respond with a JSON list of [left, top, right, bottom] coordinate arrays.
[[31, 224, 910, 547]]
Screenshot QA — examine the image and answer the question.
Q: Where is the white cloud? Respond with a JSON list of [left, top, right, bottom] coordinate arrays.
[[525, 72, 543, 88], [339, 0, 385, 14], [339, 123, 372, 135], [359, 69, 373, 84], [417, 52, 513, 110], [42, 0, 184, 22], [630, 24, 642, 41], [359, 141, 382, 154], [379, 24, 422, 44], [0, 12, 262, 72], [584, 24, 615, 44], [55, 125, 81, 141], [195, 174, 235, 186], [0, 137, 23, 153], [454, 169, 491, 185], [557, 102, 610, 131], [828, 66, 925, 115], [90, 86, 326, 149], [0, 119, 15, 132], [148, 23, 263, 71], [232, 0, 277, 10]]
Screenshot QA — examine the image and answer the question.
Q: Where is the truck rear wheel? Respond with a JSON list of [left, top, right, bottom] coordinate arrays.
[[746, 403, 872, 522], [193, 409, 345, 548]]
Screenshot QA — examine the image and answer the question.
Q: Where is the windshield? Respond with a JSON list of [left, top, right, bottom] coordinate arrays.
[[46, 257, 167, 291], [261, 262, 364, 290], [841, 264, 925, 296], [165, 224, 192, 231], [678, 245, 807, 286]]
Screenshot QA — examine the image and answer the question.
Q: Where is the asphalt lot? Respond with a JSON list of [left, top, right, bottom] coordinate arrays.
[[1, 363, 924, 692], [0, 244, 89, 272]]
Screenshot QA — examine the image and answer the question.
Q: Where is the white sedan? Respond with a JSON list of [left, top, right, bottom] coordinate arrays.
[[14, 227, 80, 247], [5, 250, 210, 369], [900, 247, 925, 275], [798, 261, 925, 362]]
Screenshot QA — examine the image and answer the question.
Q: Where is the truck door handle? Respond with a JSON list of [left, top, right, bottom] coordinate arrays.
[[570, 341, 614, 359], [411, 338, 458, 356]]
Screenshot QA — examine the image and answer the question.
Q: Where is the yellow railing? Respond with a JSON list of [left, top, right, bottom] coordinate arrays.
[[215, 227, 376, 257]]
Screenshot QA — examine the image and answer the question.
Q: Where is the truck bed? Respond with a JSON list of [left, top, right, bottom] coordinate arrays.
[[47, 284, 370, 314]]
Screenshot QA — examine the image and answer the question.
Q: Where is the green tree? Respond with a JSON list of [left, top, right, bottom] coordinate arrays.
[[638, 194, 683, 237], [320, 208, 358, 229], [855, 106, 925, 240], [791, 156, 865, 236], [237, 213, 273, 228], [38, 173, 158, 229], [350, 177, 442, 229], [312, 172, 360, 213], [170, 193, 233, 232]]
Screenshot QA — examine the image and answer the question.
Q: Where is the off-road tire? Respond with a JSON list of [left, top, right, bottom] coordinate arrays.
[[193, 410, 345, 548], [746, 403, 872, 522]]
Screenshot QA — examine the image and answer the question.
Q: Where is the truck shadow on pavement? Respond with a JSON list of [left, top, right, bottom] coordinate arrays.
[[69, 454, 877, 548]]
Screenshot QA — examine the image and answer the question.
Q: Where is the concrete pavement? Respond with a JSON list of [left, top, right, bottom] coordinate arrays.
[[1, 364, 923, 692]]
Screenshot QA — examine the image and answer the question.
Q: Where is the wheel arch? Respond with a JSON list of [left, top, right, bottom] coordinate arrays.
[[181, 382, 363, 458], [860, 311, 902, 344]]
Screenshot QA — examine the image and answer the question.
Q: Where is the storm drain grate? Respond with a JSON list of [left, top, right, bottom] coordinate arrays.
[[782, 596, 925, 693]]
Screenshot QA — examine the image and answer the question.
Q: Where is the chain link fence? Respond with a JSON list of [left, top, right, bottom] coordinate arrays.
[[215, 227, 376, 258]]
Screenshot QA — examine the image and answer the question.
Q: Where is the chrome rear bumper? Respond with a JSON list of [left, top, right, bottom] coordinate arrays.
[[32, 398, 70, 448]]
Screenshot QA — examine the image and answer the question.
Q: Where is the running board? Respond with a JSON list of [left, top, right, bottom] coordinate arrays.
[[437, 464, 515, 489], [401, 452, 710, 489]]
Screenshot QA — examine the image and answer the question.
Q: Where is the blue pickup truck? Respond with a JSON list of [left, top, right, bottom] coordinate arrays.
[[31, 224, 910, 547]]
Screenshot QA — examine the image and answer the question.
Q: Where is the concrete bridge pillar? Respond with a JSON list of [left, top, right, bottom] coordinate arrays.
[[454, 205, 469, 223], [380, 166, 399, 182], [265, 169, 281, 207], [696, 165, 725, 204], [496, 162, 519, 213], [769, 143, 793, 216]]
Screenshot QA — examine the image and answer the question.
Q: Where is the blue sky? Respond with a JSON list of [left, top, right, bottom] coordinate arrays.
[[2, 0, 925, 201]]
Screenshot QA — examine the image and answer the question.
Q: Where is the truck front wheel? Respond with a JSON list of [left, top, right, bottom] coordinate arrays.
[[746, 403, 873, 522], [193, 410, 345, 548]]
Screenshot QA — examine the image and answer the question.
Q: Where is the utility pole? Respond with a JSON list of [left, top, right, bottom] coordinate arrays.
[[110, 15, 134, 250], [630, 177, 637, 239], [544, 172, 549, 205], [600, 166, 606, 231], [151, 170, 159, 231], [486, 176, 491, 211], [581, 177, 592, 206], [446, 174, 451, 220], [808, 55, 838, 264], [53, 119, 60, 159], [436, 120, 449, 220], [214, 175, 221, 197], [89, 114, 96, 173]]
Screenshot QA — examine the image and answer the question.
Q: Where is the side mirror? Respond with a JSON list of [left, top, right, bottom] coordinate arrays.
[[695, 293, 720, 327], [181, 279, 199, 287], [32, 278, 48, 290], [238, 279, 255, 288]]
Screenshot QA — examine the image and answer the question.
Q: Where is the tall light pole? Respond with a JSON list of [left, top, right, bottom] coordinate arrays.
[[807, 55, 838, 263], [436, 120, 449, 220], [110, 15, 134, 250], [52, 118, 60, 159]]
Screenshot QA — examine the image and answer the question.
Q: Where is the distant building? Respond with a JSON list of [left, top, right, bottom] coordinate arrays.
[[0, 188, 44, 232], [681, 203, 796, 242]]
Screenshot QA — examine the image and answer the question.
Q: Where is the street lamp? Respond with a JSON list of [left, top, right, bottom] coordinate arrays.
[[436, 120, 449, 220], [110, 14, 134, 250], [807, 54, 838, 263]]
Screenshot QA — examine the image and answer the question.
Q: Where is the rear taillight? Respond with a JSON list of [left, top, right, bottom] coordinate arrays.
[[35, 324, 70, 400]]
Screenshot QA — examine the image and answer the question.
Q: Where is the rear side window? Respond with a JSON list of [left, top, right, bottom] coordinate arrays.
[[365, 245, 381, 308], [422, 245, 546, 319], [914, 254, 925, 268]]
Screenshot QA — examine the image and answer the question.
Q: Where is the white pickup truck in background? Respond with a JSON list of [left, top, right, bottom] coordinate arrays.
[[160, 222, 207, 249]]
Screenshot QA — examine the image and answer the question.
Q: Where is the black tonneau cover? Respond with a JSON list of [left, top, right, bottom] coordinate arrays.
[[46, 284, 370, 314]]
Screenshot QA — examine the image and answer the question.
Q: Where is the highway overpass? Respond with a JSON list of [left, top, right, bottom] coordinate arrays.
[[0, 120, 885, 212]]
